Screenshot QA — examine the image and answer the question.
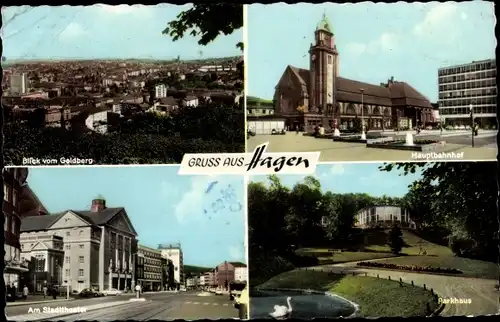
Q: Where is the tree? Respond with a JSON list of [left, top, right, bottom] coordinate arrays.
[[162, 4, 243, 51], [387, 224, 404, 254], [296, 105, 306, 113], [380, 162, 498, 262]]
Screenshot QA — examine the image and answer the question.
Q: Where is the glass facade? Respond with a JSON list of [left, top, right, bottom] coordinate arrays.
[[438, 59, 497, 127]]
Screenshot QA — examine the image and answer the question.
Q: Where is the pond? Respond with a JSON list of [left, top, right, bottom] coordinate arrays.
[[250, 290, 356, 319]]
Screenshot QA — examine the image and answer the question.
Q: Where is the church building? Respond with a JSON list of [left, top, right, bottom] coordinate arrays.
[[274, 14, 433, 131]]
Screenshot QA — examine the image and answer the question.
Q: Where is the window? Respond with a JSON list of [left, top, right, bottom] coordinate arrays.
[[66, 231, 70, 237], [328, 55, 332, 64], [4, 215, 8, 231], [79, 244, 84, 249], [12, 190, 17, 207], [65, 256, 70, 264], [11, 219, 16, 235], [79, 269, 84, 277], [79, 230, 83, 236], [4, 185, 11, 202], [66, 244, 71, 250], [65, 269, 70, 276], [79, 256, 84, 263]]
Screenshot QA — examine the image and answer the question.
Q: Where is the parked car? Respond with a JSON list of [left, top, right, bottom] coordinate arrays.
[[215, 290, 223, 295], [102, 288, 123, 296], [79, 288, 103, 298]]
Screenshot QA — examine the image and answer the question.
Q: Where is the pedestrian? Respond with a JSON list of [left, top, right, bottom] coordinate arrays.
[[52, 286, 57, 299], [43, 285, 48, 298], [23, 285, 29, 300]]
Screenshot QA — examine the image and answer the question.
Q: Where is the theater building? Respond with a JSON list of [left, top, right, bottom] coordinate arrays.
[[274, 14, 433, 132]]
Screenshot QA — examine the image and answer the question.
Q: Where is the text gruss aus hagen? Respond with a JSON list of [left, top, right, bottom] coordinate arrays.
[[178, 143, 320, 175]]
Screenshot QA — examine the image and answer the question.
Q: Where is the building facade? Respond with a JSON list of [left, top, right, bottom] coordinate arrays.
[[215, 261, 246, 288], [200, 271, 215, 287], [155, 84, 167, 98], [19, 233, 64, 291], [438, 59, 497, 128], [20, 198, 138, 292], [158, 243, 184, 285], [137, 244, 164, 291], [10, 73, 28, 94], [354, 206, 416, 229], [273, 15, 433, 132], [186, 276, 200, 288], [234, 264, 248, 282], [4, 168, 30, 290]]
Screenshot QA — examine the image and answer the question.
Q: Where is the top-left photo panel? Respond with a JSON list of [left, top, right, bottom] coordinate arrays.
[[2, 4, 244, 166]]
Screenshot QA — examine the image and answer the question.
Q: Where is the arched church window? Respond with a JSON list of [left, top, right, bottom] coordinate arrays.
[[372, 106, 381, 115], [363, 105, 369, 115], [383, 107, 391, 117], [335, 103, 340, 115]]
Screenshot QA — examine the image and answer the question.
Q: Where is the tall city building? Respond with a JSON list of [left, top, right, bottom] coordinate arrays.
[[136, 244, 164, 291], [438, 59, 497, 127], [155, 84, 167, 98], [158, 243, 184, 285], [10, 73, 28, 94]]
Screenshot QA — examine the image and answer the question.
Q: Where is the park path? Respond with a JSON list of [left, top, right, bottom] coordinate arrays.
[[309, 258, 499, 317]]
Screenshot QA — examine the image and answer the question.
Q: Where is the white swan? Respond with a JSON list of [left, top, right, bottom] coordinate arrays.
[[269, 296, 293, 319]]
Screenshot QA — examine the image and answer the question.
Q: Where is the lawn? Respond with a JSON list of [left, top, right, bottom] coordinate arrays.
[[258, 270, 438, 317], [364, 230, 453, 256], [373, 256, 499, 280], [296, 229, 452, 264]]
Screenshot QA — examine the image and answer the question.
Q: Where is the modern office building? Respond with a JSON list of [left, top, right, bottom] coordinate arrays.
[[10, 73, 28, 94], [158, 243, 184, 285], [155, 84, 167, 98], [136, 244, 164, 291], [438, 59, 497, 127]]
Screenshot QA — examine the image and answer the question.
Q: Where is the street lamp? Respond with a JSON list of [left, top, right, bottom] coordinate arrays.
[[469, 104, 475, 147], [360, 88, 366, 140]]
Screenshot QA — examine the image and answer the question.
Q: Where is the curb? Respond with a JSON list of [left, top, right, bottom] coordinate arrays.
[[7, 298, 76, 307], [256, 287, 360, 318], [429, 303, 446, 317]]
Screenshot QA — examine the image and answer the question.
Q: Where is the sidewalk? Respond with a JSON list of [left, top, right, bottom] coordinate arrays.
[[7, 295, 76, 307], [7, 300, 130, 321]]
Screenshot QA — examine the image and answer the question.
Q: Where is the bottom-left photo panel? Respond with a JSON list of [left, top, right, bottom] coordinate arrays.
[[3, 166, 249, 321]]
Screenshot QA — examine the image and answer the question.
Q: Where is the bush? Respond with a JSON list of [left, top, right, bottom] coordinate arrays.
[[287, 253, 320, 267]]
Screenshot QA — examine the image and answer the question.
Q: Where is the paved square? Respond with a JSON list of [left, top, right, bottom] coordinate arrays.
[[247, 132, 497, 162]]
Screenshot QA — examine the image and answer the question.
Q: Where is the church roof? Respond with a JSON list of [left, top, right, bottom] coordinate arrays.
[[285, 65, 431, 108], [316, 13, 333, 33]]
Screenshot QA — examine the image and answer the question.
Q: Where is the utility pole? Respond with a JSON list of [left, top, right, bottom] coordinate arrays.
[[469, 104, 475, 147]]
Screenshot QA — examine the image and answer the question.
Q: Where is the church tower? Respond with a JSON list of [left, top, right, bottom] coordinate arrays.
[[308, 14, 339, 115]]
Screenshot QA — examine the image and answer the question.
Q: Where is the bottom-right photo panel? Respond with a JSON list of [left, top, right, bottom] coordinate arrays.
[[247, 161, 499, 319]]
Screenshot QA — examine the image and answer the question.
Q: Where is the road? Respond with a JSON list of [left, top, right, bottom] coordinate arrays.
[[7, 291, 238, 321], [310, 260, 499, 317]]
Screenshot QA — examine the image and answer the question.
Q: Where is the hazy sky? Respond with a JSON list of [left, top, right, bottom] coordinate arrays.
[[2, 4, 243, 60], [252, 163, 422, 197], [26, 166, 246, 268], [247, 2, 496, 102]]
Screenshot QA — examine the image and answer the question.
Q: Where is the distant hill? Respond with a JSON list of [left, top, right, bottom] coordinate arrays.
[[247, 96, 273, 106], [184, 265, 213, 276]]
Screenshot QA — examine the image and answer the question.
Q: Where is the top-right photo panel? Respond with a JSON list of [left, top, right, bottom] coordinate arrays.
[[246, 2, 497, 162]]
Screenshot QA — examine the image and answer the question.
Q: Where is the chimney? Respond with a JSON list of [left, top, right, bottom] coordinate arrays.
[[91, 198, 106, 212]]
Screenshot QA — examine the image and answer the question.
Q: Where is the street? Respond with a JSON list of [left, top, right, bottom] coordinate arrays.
[[7, 291, 239, 321]]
